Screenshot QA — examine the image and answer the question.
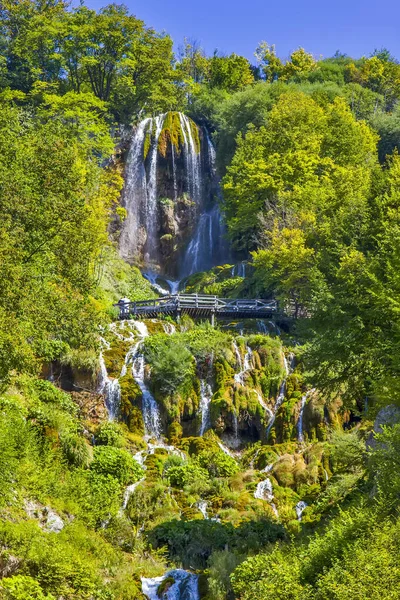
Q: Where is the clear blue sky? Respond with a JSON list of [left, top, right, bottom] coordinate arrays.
[[83, 0, 400, 62]]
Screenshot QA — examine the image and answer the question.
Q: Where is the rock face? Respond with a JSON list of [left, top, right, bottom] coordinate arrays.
[[118, 111, 229, 278], [24, 500, 65, 533], [367, 404, 400, 449]]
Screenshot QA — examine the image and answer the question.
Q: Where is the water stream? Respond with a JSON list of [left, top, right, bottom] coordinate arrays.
[[266, 352, 295, 438], [142, 569, 199, 600]]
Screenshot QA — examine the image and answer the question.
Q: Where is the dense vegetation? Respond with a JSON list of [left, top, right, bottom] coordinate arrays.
[[1, 1, 400, 598]]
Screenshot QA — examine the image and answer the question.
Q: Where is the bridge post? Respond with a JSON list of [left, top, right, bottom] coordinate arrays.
[[211, 310, 215, 327]]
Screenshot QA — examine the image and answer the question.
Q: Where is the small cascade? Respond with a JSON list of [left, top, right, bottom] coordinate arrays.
[[196, 500, 209, 519], [231, 262, 246, 278], [217, 440, 235, 458], [232, 411, 239, 439], [253, 389, 274, 420], [257, 320, 268, 334], [198, 354, 214, 436], [234, 344, 253, 385], [295, 500, 308, 521], [98, 354, 121, 420], [269, 320, 281, 336], [254, 478, 279, 517], [121, 479, 144, 513], [162, 322, 176, 335], [143, 272, 170, 296], [131, 352, 162, 439], [199, 380, 213, 436], [180, 205, 228, 277], [298, 389, 315, 442], [254, 478, 274, 502], [142, 569, 199, 600], [266, 352, 295, 438], [166, 279, 181, 294]]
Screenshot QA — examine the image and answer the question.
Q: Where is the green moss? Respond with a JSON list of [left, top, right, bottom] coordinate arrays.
[[143, 121, 154, 160], [158, 111, 185, 157], [189, 117, 201, 154], [168, 421, 183, 446], [158, 577, 175, 596], [119, 374, 144, 434], [103, 342, 131, 378]]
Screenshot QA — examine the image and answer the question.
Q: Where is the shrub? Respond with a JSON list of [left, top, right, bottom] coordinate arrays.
[[91, 446, 143, 485], [197, 450, 239, 478], [0, 575, 55, 600], [94, 422, 124, 447]]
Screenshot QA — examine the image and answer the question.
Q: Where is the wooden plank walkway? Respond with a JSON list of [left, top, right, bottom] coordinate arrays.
[[116, 294, 280, 323]]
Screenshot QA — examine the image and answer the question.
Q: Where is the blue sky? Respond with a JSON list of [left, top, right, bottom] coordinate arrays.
[[84, 0, 400, 62]]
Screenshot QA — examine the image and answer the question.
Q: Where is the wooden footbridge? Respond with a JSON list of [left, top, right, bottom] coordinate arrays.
[[116, 294, 280, 324]]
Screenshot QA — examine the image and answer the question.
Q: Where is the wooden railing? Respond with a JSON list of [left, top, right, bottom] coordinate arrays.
[[116, 294, 278, 320]]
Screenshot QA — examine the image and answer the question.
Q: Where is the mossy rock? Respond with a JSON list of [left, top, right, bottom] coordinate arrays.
[[168, 421, 183, 446], [103, 342, 131, 378], [158, 576, 175, 597], [119, 374, 145, 434]]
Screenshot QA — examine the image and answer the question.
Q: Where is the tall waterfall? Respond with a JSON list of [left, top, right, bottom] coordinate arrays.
[[119, 111, 229, 278]]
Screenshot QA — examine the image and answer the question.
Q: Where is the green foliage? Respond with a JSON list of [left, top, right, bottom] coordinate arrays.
[[0, 575, 55, 599], [197, 449, 239, 477], [94, 422, 124, 447], [91, 446, 143, 485], [144, 334, 195, 395]]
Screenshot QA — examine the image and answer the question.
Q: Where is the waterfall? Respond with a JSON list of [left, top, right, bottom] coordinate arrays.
[[98, 354, 121, 420], [145, 114, 165, 264], [179, 113, 201, 203], [295, 500, 308, 521], [217, 441, 235, 457], [196, 500, 209, 519], [199, 380, 213, 436], [120, 118, 152, 263], [163, 322, 176, 335], [257, 320, 268, 334], [253, 389, 274, 420], [180, 205, 228, 277], [142, 569, 199, 600], [121, 479, 144, 513], [298, 389, 315, 442], [234, 344, 253, 385], [199, 355, 214, 436], [254, 478, 279, 517], [254, 478, 274, 501], [143, 271, 170, 296], [131, 351, 162, 439], [266, 352, 295, 438]]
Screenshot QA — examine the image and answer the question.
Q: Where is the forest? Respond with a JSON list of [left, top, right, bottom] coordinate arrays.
[[1, 0, 400, 598]]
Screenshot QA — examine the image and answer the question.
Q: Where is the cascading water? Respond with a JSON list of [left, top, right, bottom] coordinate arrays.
[[180, 205, 228, 277], [198, 355, 214, 436], [179, 113, 201, 203], [266, 352, 295, 438], [254, 478, 274, 501], [98, 354, 121, 420], [145, 114, 166, 263], [142, 569, 199, 600], [295, 500, 308, 521], [234, 344, 253, 385], [297, 389, 315, 442], [131, 353, 162, 438], [120, 110, 230, 281], [120, 118, 151, 263], [199, 380, 213, 436], [254, 478, 279, 517]]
